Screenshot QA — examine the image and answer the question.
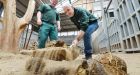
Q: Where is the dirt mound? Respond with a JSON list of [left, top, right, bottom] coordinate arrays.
[[89, 53, 127, 75]]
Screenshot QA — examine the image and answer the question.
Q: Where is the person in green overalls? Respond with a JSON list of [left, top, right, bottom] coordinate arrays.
[[37, 0, 61, 48], [63, 4, 99, 60]]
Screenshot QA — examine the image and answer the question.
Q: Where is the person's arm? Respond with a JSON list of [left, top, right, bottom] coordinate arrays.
[[56, 13, 61, 31], [56, 21, 61, 31], [37, 4, 45, 25], [72, 30, 85, 46], [72, 9, 89, 46], [37, 11, 42, 25]]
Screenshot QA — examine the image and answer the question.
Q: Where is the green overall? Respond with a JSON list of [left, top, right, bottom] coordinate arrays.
[[37, 4, 60, 48]]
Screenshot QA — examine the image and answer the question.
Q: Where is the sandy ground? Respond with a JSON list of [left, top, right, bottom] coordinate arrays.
[[114, 53, 140, 75], [0, 51, 30, 75], [0, 51, 140, 75]]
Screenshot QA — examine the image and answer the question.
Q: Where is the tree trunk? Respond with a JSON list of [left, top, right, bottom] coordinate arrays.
[[0, 0, 35, 51]]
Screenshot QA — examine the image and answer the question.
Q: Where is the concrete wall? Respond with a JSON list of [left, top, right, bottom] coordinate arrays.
[[93, 0, 140, 53], [92, 0, 114, 53], [114, 0, 140, 52]]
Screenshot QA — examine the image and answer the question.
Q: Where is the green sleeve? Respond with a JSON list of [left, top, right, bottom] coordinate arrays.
[[79, 10, 89, 32], [37, 4, 45, 13], [56, 13, 60, 21]]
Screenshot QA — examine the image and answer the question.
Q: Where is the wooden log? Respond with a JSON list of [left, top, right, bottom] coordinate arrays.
[[25, 57, 88, 75], [89, 53, 127, 75]]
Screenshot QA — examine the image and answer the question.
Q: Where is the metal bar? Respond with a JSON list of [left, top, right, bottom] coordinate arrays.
[[25, 27, 33, 49], [23, 25, 29, 49], [20, 30, 25, 49], [104, 11, 111, 52], [105, 0, 112, 13], [101, 0, 112, 52]]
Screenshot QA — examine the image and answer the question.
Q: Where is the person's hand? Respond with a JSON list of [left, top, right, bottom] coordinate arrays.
[[57, 26, 61, 31], [70, 39, 78, 48], [72, 39, 78, 46], [37, 19, 42, 25]]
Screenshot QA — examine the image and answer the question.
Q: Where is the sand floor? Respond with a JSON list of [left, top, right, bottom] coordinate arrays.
[[0, 51, 140, 75]]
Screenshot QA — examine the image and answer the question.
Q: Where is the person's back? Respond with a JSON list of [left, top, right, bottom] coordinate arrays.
[[73, 7, 97, 22], [70, 7, 97, 31]]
